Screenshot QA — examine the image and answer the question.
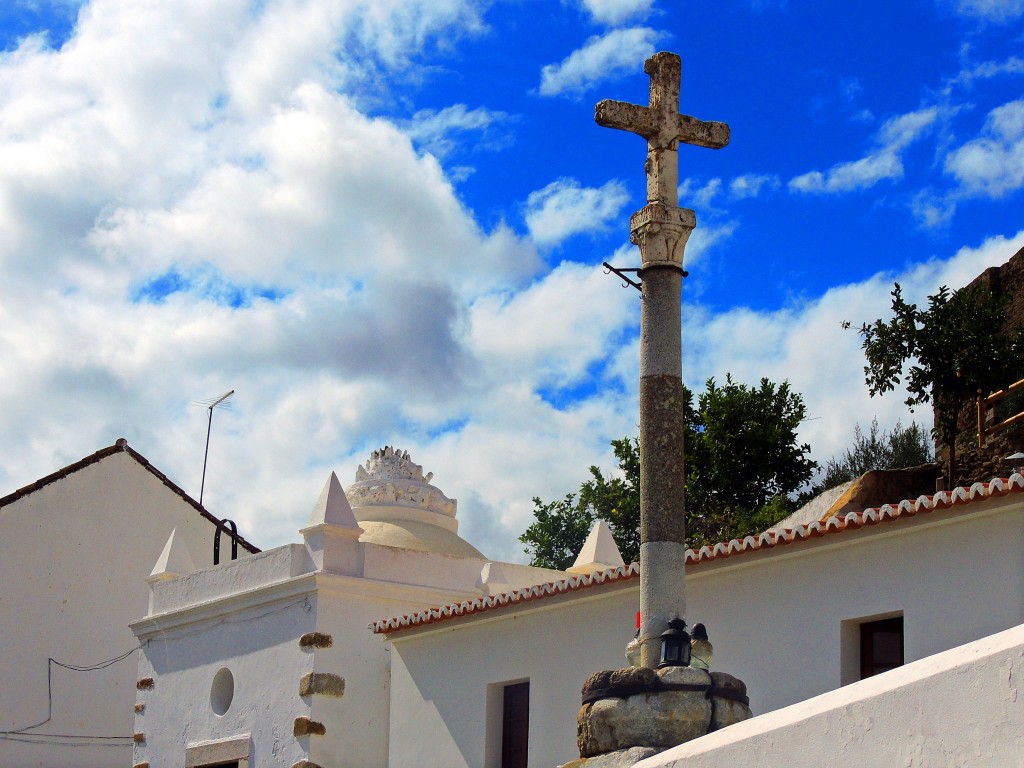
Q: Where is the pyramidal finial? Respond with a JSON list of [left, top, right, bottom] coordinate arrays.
[[477, 562, 512, 597], [307, 471, 360, 529], [149, 528, 196, 579], [567, 519, 625, 575]]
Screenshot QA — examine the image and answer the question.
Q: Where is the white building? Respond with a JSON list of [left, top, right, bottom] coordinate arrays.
[[0, 438, 259, 768], [379, 474, 1024, 766], [125, 441, 1024, 768], [129, 447, 566, 768]]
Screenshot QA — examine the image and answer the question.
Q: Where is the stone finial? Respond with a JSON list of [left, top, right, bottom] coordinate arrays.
[[568, 520, 625, 575], [149, 528, 196, 580], [346, 446, 456, 518], [302, 473, 363, 575], [354, 446, 430, 483], [477, 562, 512, 597], [306, 471, 361, 531]]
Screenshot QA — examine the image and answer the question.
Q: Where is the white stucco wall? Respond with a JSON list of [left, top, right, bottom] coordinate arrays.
[[133, 580, 317, 768], [640, 620, 1024, 767], [132, 530, 564, 767], [388, 584, 639, 768], [386, 494, 1024, 767], [0, 449, 243, 768], [684, 494, 1024, 715], [308, 575, 477, 768]]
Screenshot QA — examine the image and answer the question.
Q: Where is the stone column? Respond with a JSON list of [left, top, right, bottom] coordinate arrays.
[[633, 203, 695, 667]]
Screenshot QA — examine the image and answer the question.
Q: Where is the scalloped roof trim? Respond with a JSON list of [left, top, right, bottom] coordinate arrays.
[[370, 563, 641, 633], [372, 473, 1024, 635]]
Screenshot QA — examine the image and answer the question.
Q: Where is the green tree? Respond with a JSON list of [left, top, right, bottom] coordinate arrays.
[[519, 376, 816, 568], [685, 376, 816, 543], [519, 438, 640, 571], [815, 419, 933, 492], [859, 283, 1024, 485]]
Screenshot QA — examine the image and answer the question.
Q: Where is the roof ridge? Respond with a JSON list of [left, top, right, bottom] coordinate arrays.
[[0, 438, 260, 553]]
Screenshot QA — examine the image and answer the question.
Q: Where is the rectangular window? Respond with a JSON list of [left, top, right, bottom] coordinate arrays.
[[859, 616, 904, 679], [501, 681, 530, 768]]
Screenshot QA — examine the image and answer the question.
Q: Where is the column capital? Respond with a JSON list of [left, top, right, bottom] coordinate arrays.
[[629, 203, 696, 269]]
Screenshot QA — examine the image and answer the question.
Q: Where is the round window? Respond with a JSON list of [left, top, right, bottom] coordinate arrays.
[[210, 667, 234, 716]]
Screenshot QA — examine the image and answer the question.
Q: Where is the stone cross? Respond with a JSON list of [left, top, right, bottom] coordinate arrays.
[[595, 52, 729, 668], [596, 53, 729, 208]]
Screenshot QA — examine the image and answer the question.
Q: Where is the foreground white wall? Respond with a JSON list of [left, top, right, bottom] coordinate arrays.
[[0, 447, 246, 768], [641, 621, 1024, 767]]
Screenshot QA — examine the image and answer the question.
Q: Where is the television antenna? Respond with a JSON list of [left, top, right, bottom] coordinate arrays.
[[194, 389, 234, 506]]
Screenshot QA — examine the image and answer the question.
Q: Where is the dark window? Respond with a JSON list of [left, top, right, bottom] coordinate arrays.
[[501, 681, 529, 768], [860, 616, 904, 679]]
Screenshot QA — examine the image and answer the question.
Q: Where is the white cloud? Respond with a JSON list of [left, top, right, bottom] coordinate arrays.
[[679, 177, 724, 210], [401, 104, 512, 160], [944, 99, 1024, 197], [539, 27, 660, 97], [524, 178, 629, 246], [679, 174, 780, 208], [578, 0, 654, 25], [948, 0, 1024, 21], [468, 261, 636, 390], [729, 174, 781, 200], [682, 229, 1024, 481], [946, 55, 1024, 90], [0, 0, 553, 556], [911, 189, 957, 229], [789, 108, 939, 194]]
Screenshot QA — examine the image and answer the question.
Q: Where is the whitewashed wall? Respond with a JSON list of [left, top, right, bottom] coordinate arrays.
[[388, 584, 639, 768], [0, 450, 233, 768], [386, 494, 1024, 768], [132, 533, 558, 767], [135, 583, 317, 768], [308, 577, 479, 768]]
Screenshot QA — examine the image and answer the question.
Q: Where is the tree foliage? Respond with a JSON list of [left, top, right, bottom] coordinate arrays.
[[815, 418, 933, 492], [685, 376, 816, 543], [859, 283, 1024, 484], [519, 376, 816, 569]]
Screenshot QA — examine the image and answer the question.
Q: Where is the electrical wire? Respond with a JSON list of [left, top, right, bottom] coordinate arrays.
[[0, 643, 146, 743], [2, 596, 314, 746]]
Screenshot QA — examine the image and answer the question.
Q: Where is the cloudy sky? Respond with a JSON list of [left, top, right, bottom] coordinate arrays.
[[0, 0, 1022, 562]]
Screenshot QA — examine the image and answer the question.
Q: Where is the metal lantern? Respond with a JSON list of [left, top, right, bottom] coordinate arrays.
[[658, 617, 692, 668]]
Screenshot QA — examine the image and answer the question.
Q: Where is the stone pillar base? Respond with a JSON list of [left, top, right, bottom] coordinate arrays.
[[563, 666, 751, 767]]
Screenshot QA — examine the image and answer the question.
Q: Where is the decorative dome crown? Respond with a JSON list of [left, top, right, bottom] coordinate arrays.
[[347, 446, 456, 518], [344, 446, 481, 558], [354, 446, 433, 484]]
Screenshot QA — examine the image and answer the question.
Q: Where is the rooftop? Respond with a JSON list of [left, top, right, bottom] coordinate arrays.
[[0, 438, 261, 554], [373, 472, 1024, 634]]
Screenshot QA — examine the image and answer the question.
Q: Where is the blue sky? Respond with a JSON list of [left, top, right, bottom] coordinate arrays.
[[0, 0, 1021, 561]]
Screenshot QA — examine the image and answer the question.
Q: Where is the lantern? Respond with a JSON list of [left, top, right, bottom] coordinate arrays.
[[658, 617, 691, 668]]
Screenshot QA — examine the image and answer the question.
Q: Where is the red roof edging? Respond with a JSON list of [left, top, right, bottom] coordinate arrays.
[[372, 473, 1024, 635], [0, 438, 260, 553]]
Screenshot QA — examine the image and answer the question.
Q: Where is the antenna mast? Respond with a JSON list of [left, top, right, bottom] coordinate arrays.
[[195, 389, 234, 506]]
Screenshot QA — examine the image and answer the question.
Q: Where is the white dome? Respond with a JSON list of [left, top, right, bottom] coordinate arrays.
[[345, 447, 484, 559]]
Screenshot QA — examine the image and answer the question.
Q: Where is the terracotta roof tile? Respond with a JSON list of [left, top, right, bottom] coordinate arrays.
[[372, 473, 1024, 635]]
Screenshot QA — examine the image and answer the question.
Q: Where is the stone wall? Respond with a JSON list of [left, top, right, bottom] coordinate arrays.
[[936, 244, 1024, 486], [824, 464, 942, 518]]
